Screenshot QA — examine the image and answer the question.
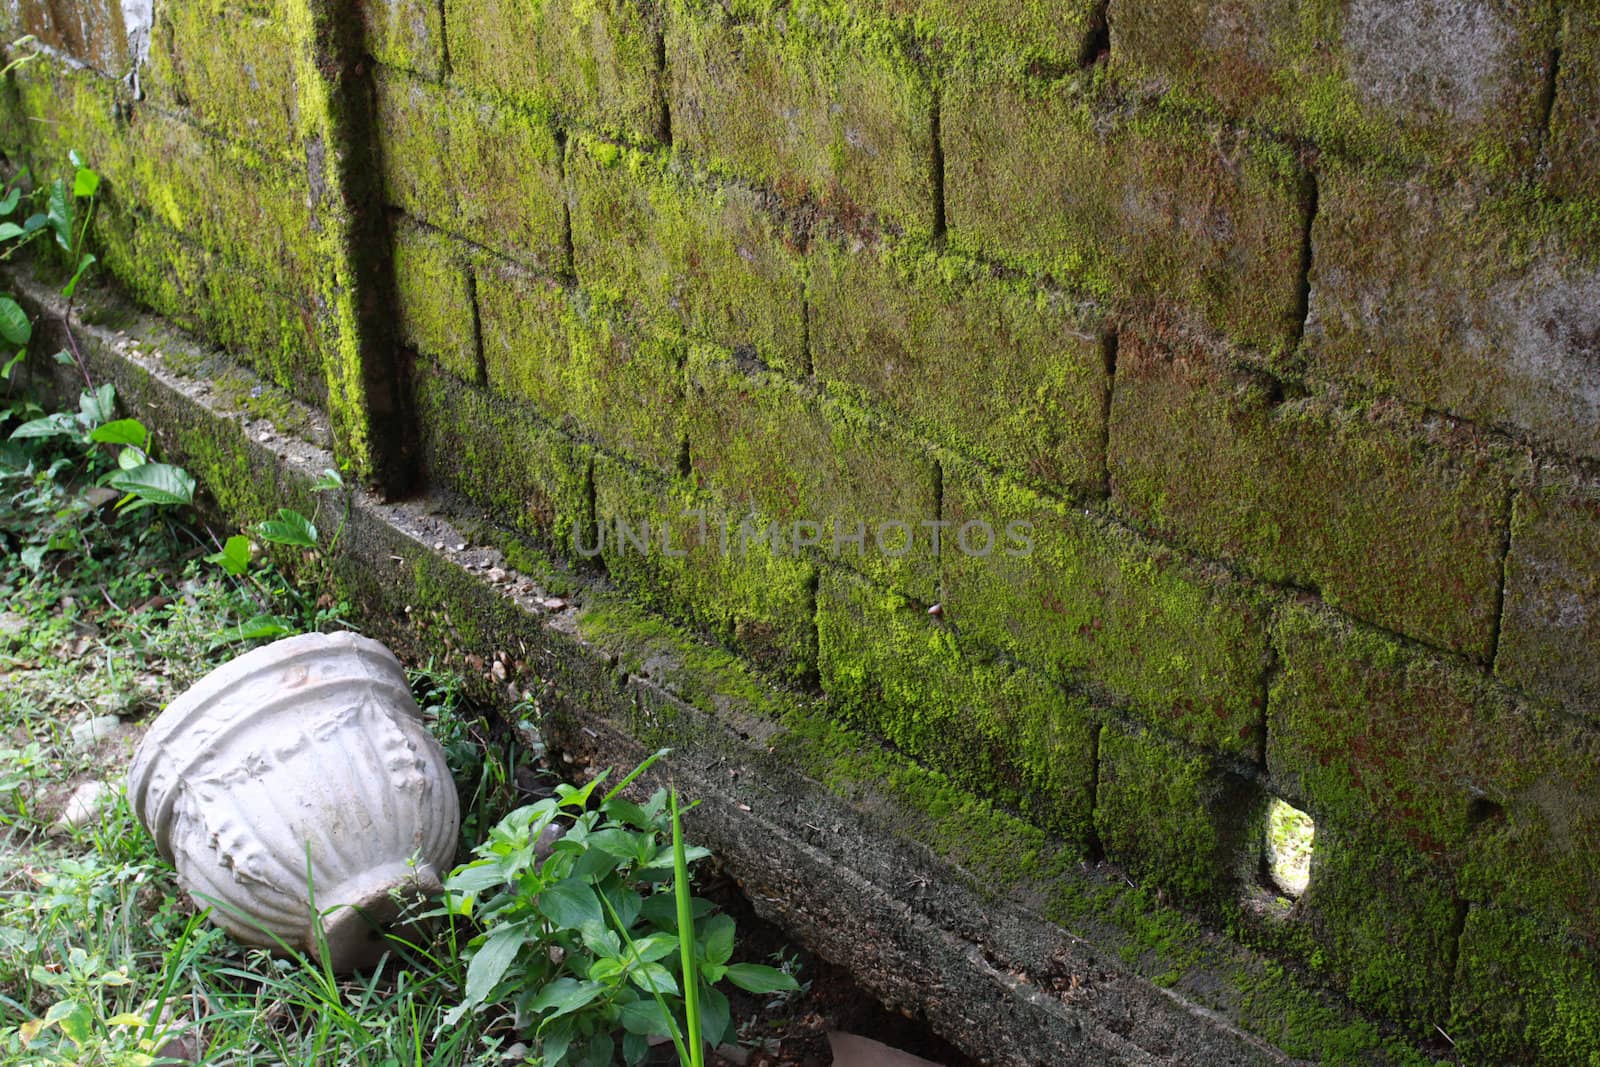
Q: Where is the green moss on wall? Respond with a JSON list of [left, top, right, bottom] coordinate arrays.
[[666, 0, 935, 234], [941, 459, 1270, 753], [567, 135, 808, 376], [374, 67, 567, 270], [1108, 326, 1511, 660], [817, 566, 1097, 843], [810, 232, 1109, 497], [591, 454, 818, 684]]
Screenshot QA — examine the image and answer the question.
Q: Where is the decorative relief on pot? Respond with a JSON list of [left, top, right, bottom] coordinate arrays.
[[127, 632, 459, 971]]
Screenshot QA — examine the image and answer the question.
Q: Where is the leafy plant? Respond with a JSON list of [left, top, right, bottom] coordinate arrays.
[[441, 752, 797, 1066], [205, 467, 350, 643]]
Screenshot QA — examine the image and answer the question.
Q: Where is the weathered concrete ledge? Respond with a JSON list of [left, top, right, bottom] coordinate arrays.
[[9, 268, 1435, 1065]]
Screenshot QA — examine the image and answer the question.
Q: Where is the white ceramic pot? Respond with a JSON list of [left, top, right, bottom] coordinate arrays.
[[127, 631, 459, 970]]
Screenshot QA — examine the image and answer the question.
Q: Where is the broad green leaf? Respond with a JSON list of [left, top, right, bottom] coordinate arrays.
[[539, 878, 602, 932], [78, 383, 115, 427], [0, 296, 29, 346], [723, 962, 800, 995], [108, 462, 195, 507], [587, 957, 625, 984], [256, 508, 317, 548], [580, 924, 622, 960], [205, 534, 253, 576], [540, 1016, 575, 1066], [527, 976, 604, 1020], [10, 412, 78, 438], [599, 885, 643, 932], [638, 892, 713, 932], [627, 932, 679, 964], [0, 222, 23, 241], [699, 983, 731, 1046], [623, 1030, 649, 1066], [20, 544, 46, 572], [73, 166, 99, 198], [443, 862, 507, 896], [236, 614, 294, 638], [579, 1031, 614, 1067], [618, 998, 674, 1037], [0, 185, 19, 216], [22, 212, 46, 235], [88, 418, 148, 448], [310, 467, 343, 491], [641, 843, 711, 871], [701, 913, 735, 967], [463, 925, 523, 1008], [117, 445, 146, 470], [45, 999, 92, 1047], [626, 962, 678, 997], [2, 349, 23, 381], [601, 798, 657, 832]]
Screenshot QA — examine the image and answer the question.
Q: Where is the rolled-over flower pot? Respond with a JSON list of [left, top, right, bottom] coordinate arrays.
[[127, 631, 459, 971]]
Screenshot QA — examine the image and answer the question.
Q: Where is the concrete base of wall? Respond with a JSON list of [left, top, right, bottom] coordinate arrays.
[[6, 266, 1422, 1066]]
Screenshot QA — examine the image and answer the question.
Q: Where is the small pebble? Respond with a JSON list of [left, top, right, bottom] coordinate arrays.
[[70, 715, 131, 750], [53, 780, 113, 831]]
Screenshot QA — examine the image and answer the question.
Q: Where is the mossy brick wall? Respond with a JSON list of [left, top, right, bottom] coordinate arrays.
[[5, 0, 1600, 1060]]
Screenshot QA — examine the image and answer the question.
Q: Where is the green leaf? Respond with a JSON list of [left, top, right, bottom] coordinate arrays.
[[539, 878, 603, 932], [699, 984, 731, 1046], [48, 178, 72, 252], [580, 1032, 614, 1067], [639, 892, 713, 932], [256, 508, 317, 548], [61, 252, 96, 300], [627, 962, 678, 997], [310, 467, 343, 491], [0, 186, 19, 216], [20, 544, 46, 572], [205, 534, 254, 576], [73, 166, 99, 198], [108, 462, 195, 507], [618, 998, 674, 1037], [627, 932, 680, 964], [540, 1016, 575, 1066], [0, 297, 29, 346], [10, 412, 78, 438], [723, 963, 800, 995], [701, 914, 735, 967], [463, 925, 523, 1008], [47, 1000, 93, 1048], [623, 1030, 649, 1066], [209, 614, 295, 648], [87, 418, 148, 448], [529, 977, 605, 1021], [78, 383, 115, 427], [0, 222, 22, 241], [22, 212, 46, 235]]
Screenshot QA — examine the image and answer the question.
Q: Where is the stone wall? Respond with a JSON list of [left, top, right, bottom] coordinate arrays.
[[3, 1, 1598, 1061]]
